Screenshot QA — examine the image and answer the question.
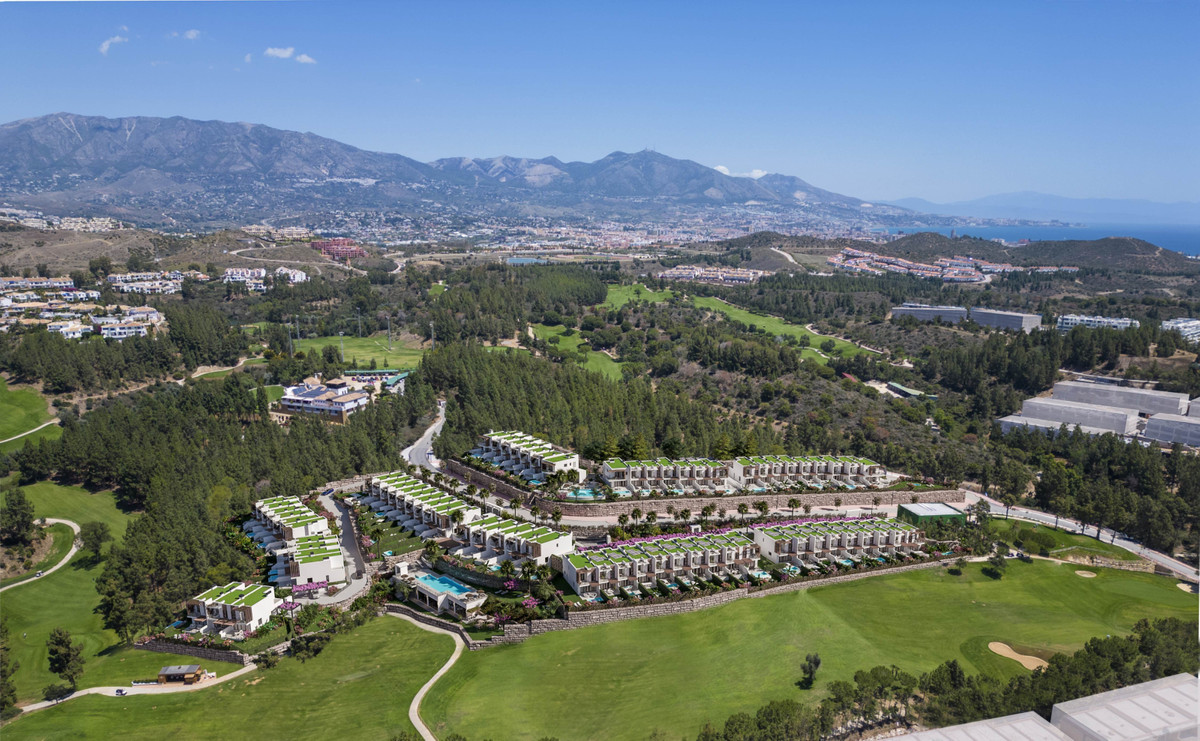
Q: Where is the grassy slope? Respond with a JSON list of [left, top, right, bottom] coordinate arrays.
[[6, 618, 454, 739], [989, 519, 1140, 562], [532, 324, 624, 381], [0, 378, 51, 440], [0, 425, 63, 456], [690, 296, 861, 362], [0, 523, 74, 588], [424, 561, 1195, 741], [3, 481, 142, 700], [293, 334, 425, 370], [601, 283, 675, 310]]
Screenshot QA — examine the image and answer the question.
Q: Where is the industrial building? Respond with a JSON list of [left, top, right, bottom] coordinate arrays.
[[1019, 397, 1139, 435], [1142, 414, 1200, 447], [968, 307, 1042, 333], [1051, 380, 1189, 416], [897, 502, 965, 526], [891, 303, 968, 323], [997, 415, 1113, 438], [897, 712, 1070, 741]]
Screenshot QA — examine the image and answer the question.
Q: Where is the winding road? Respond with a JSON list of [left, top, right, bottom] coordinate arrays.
[[0, 518, 80, 594], [386, 612, 465, 741], [403, 399, 446, 472]]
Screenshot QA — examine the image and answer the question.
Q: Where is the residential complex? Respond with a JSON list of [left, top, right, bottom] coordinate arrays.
[[729, 455, 886, 490], [250, 496, 331, 541], [1161, 317, 1200, 342], [469, 431, 585, 484], [751, 518, 922, 568], [100, 321, 150, 340], [273, 266, 309, 284], [184, 582, 281, 638], [600, 458, 729, 494], [278, 378, 371, 423], [273, 533, 346, 585], [829, 248, 1077, 282], [891, 302, 1041, 333], [312, 237, 368, 259], [656, 265, 771, 285], [1056, 314, 1140, 331], [563, 531, 760, 599], [223, 267, 268, 292]]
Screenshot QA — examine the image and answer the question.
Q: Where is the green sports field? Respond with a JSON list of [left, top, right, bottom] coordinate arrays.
[[293, 334, 425, 370], [533, 323, 624, 381], [6, 617, 455, 739], [601, 283, 675, 310], [690, 296, 861, 362], [0, 377, 51, 440], [423, 561, 1195, 741]]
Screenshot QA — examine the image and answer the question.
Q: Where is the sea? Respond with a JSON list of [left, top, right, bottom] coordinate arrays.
[[879, 224, 1200, 256]]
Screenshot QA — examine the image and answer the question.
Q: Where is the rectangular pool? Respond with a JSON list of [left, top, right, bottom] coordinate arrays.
[[417, 573, 474, 596]]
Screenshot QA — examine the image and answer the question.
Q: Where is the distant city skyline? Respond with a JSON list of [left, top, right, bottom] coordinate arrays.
[[2, 1, 1196, 203]]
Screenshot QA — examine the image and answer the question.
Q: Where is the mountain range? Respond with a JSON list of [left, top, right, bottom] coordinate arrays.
[[0, 113, 919, 227], [889, 192, 1200, 226]]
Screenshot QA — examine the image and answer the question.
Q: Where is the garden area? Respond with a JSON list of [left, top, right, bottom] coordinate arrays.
[[423, 559, 1197, 741]]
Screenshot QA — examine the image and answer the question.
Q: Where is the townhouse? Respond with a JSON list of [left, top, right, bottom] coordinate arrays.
[[751, 518, 922, 568], [454, 514, 575, 566], [272, 533, 346, 585], [470, 430, 585, 484], [184, 582, 281, 637], [100, 321, 150, 340], [47, 320, 92, 339], [563, 531, 760, 598], [600, 458, 730, 494], [250, 496, 331, 541], [728, 455, 885, 490]]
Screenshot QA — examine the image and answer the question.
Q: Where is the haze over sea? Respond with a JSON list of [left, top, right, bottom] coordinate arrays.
[[883, 224, 1200, 256]]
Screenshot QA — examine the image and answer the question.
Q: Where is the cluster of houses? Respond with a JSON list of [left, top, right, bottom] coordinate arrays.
[[312, 238, 368, 260], [830, 248, 1079, 283], [656, 265, 772, 285], [468, 431, 586, 484], [184, 582, 282, 639], [750, 517, 922, 568], [222, 266, 309, 292], [598, 454, 886, 495], [106, 269, 211, 295], [243, 496, 346, 585], [2, 278, 164, 339]]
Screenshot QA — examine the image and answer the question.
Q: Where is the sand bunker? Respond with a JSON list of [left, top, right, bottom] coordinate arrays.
[[1178, 583, 1196, 593], [989, 642, 1049, 670], [1075, 570, 1096, 578]]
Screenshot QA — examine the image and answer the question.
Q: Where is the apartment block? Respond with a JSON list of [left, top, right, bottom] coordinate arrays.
[[563, 531, 760, 598], [728, 455, 885, 490], [251, 496, 330, 540], [1056, 314, 1140, 331], [751, 518, 922, 567], [184, 582, 281, 637], [469, 430, 585, 484], [100, 322, 150, 340], [600, 458, 729, 494], [1051, 380, 1189, 416], [1161, 317, 1200, 342], [273, 533, 346, 585]]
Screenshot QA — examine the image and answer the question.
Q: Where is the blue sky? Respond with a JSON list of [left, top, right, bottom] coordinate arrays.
[[2, 1, 1197, 202]]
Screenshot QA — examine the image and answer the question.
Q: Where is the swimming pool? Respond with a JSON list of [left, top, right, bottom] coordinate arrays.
[[565, 488, 603, 501], [416, 574, 474, 596]]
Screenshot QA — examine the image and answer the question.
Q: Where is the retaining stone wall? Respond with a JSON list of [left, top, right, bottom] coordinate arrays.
[[531, 489, 967, 519], [444, 460, 532, 503], [137, 639, 251, 666]]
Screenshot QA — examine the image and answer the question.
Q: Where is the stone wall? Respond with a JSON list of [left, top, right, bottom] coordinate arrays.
[[445, 459, 532, 503], [136, 639, 251, 666], [383, 603, 474, 644]]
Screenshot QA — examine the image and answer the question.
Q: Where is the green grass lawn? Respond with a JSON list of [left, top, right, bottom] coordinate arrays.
[[430, 283, 447, 296], [0, 423, 62, 456], [294, 334, 425, 370], [250, 384, 286, 404], [601, 283, 675, 310], [0, 523, 74, 588], [533, 323, 624, 381], [423, 561, 1195, 741], [990, 519, 1141, 562], [690, 296, 861, 362], [366, 521, 425, 558], [1, 480, 140, 701], [6, 617, 455, 739], [0, 378, 51, 440]]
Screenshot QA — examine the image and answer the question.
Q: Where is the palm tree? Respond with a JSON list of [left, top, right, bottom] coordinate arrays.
[[631, 508, 642, 526], [872, 496, 882, 514], [519, 560, 537, 588], [701, 505, 715, 524], [551, 508, 562, 527], [788, 498, 800, 517], [755, 500, 770, 519], [737, 503, 749, 521], [645, 511, 658, 526], [450, 509, 465, 536], [466, 484, 478, 499], [666, 505, 676, 517], [803, 503, 812, 516], [530, 504, 541, 523], [498, 559, 516, 580], [618, 513, 629, 528], [678, 508, 691, 523], [834, 496, 843, 509]]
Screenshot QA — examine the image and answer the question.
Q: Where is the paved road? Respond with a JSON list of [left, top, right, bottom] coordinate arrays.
[[0, 418, 61, 446], [304, 491, 371, 606], [16, 665, 257, 714], [403, 400, 446, 473], [964, 491, 1198, 580], [0, 519, 80, 594], [385, 612, 464, 741]]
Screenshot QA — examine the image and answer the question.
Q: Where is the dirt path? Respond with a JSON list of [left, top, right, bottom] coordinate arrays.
[[385, 612, 464, 741], [15, 665, 257, 714], [988, 641, 1048, 670], [0, 418, 61, 445], [0, 519, 79, 594], [770, 247, 797, 265]]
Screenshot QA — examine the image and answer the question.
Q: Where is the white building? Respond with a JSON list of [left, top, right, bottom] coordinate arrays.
[[47, 320, 91, 339], [278, 378, 371, 423], [729, 455, 886, 490], [752, 518, 922, 567], [1019, 397, 1140, 435], [1051, 380, 1189, 416], [1142, 413, 1200, 447], [1161, 317, 1200, 342], [469, 431, 585, 484], [100, 322, 150, 340], [600, 458, 729, 494], [251, 496, 331, 540], [273, 266, 309, 284], [563, 531, 760, 598], [1049, 673, 1198, 741], [273, 533, 346, 585], [1056, 314, 1140, 331], [184, 582, 281, 637]]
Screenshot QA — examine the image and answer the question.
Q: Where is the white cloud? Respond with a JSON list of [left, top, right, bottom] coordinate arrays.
[[244, 53, 253, 64], [295, 53, 316, 64], [264, 46, 294, 59], [99, 35, 128, 55], [714, 165, 767, 179], [120, 25, 129, 32], [183, 29, 200, 40]]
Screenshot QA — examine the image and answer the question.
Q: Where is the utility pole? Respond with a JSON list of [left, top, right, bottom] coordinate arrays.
[[287, 320, 294, 356], [429, 321, 435, 350], [339, 331, 345, 362], [387, 315, 392, 351]]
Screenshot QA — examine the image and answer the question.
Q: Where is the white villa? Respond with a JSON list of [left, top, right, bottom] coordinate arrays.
[[750, 518, 922, 568], [454, 514, 575, 566], [728, 455, 885, 490], [562, 531, 760, 598], [600, 458, 730, 495], [365, 472, 481, 538], [278, 378, 371, 423], [100, 321, 150, 340], [184, 582, 281, 637], [272, 533, 346, 585], [248, 496, 330, 543], [469, 431, 585, 484]]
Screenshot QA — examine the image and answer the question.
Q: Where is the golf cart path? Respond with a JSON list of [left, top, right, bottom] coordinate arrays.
[[386, 612, 464, 741], [0, 518, 80, 594], [770, 247, 797, 264], [0, 418, 61, 445], [16, 664, 257, 714]]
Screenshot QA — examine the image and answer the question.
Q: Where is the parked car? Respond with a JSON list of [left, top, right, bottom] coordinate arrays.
[[115, 689, 127, 696]]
